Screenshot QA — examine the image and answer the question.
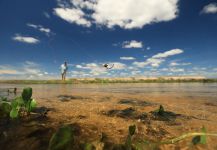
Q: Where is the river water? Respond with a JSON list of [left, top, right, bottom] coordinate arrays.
[[1, 83, 217, 98]]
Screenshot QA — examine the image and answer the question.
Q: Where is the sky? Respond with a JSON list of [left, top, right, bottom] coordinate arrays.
[[0, 0, 217, 79]]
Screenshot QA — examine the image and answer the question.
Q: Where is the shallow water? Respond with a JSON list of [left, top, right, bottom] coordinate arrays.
[[1, 83, 217, 98], [1, 83, 217, 150]]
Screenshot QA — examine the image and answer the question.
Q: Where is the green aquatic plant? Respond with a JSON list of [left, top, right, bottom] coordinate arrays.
[[0, 96, 8, 101], [47, 123, 217, 150], [21, 87, 36, 114], [133, 126, 217, 150], [192, 126, 207, 145], [48, 125, 74, 150], [125, 125, 136, 150], [82, 143, 95, 150], [0, 87, 37, 119], [154, 105, 165, 116], [0, 100, 12, 117]]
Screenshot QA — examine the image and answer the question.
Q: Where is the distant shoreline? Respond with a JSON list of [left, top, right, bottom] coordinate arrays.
[[0, 77, 217, 84]]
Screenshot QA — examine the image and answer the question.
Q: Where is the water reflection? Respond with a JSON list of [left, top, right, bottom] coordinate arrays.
[[0, 83, 217, 99]]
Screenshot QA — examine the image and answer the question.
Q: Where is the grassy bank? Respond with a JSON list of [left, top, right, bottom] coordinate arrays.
[[0, 78, 217, 84]]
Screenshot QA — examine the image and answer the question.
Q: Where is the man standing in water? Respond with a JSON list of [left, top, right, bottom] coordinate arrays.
[[60, 61, 68, 80]]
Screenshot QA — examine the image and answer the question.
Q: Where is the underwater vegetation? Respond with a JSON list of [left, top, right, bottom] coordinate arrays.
[[0, 87, 37, 119], [48, 123, 217, 150], [47, 105, 217, 150], [1, 88, 217, 150]]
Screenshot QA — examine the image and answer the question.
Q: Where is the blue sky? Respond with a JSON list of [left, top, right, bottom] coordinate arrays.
[[0, 0, 217, 79]]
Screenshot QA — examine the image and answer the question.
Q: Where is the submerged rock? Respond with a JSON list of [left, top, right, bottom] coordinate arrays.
[[57, 95, 84, 102], [118, 99, 154, 107], [105, 107, 137, 119]]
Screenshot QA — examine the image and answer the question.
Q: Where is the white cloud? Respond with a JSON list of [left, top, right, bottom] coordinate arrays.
[[131, 70, 141, 76], [54, 7, 91, 27], [44, 12, 50, 18], [133, 58, 165, 68], [0, 65, 18, 75], [122, 40, 143, 48], [146, 47, 151, 50], [161, 68, 169, 71], [133, 49, 184, 68], [75, 63, 107, 76], [70, 70, 91, 77], [0, 61, 55, 79], [120, 57, 135, 60], [170, 68, 184, 72], [27, 23, 51, 36], [169, 62, 191, 66], [12, 35, 39, 44], [92, 0, 179, 29], [54, 0, 179, 29], [152, 49, 183, 58], [112, 62, 127, 70], [169, 62, 179, 66], [74, 62, 126, 76], [132, 61, 147, 68], [202, 3, 217, 14]]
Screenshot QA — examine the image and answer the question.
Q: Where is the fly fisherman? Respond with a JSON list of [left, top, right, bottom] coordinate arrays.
[[60, 61, 68, 80]]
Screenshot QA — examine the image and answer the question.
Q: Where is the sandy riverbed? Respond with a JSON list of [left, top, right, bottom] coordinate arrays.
[[1, 83, 217, 150]]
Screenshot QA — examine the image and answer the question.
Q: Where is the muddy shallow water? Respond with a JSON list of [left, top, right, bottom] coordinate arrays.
[[1, 83, 217, 150]]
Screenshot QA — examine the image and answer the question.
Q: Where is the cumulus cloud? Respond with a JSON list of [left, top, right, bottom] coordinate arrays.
[[152, 49, 183, 58], [94, 0, 178, 29], [54, 7, 91, 27], [202, 3, 217, 14], [120, 57, 135, 60], [133, 49, 184, 68], [122, 40, 143, 48], [133, 58, 165, 68], [74, 62, 126, 76], [54, 0, 179, 29], [75, 63, 108, 76], [27, 23, 52, 36], [0, 61, 54, 79], [112, 62, 127, 70], [12, 35, 39, 44]]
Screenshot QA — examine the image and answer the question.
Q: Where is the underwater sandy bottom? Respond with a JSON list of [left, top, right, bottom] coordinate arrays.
[[1, 83, 217, 149]]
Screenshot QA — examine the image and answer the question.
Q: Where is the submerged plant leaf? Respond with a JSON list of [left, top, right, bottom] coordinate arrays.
[[192, 126, 207, 145], [0, 101, 12, 117], [83, 143, 95, 150], [0, 97, 8, 101], [30, 99, 37, 110], [158, 105, 165, 115], [10, 108, 19, 119], [200, 126, 207, 144], [10, 98, 22, 118], [15, 96, 24, 105], [192, 136, 201, 145], [26, 99, 37, 112], [125, 125, 136, 150], [134, 141, 159, 150], [11, 100, 19, 108], [22, 87, 32, 102], [48, 125, 74, 150], [129, 125, 136, 136]]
